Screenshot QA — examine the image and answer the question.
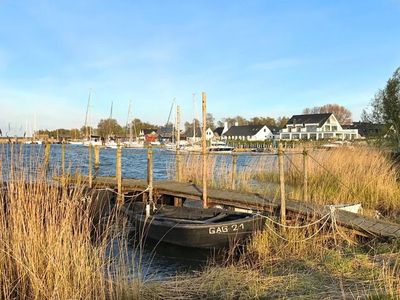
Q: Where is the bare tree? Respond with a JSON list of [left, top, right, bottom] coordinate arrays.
[[302, 104, 352, 125]]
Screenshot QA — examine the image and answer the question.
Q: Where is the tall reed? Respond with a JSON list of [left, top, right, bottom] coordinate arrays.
[[0, 145, 139, 299]]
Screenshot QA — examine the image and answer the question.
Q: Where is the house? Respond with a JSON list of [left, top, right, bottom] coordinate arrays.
[[139, 128, 158, 143], [223, 125, 278, 141], [157, 126, 174, 142], [213, 122, 230, 140], [342, 122, 387, 139], [205, 128, 214, 141], [279, 113, 359, 140]]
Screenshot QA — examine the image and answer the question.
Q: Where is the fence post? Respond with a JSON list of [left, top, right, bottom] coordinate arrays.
[[303, 148, 308, 202], [174, 150, 182, 206], [116, 144, 122, 204], [201, 92, 208, 208], [278, 142, 286, 224], [231, 153, 237, 190], [94, 145, 100, 169], [88, 144, 93, 188], [61, 143, 65, 176], [147, 146, 153, 204]]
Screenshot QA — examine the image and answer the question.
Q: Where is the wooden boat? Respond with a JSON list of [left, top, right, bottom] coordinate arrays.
[[125, 203, 264, 249]]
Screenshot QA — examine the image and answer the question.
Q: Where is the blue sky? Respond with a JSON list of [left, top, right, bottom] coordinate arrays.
[[1, 0, 400, 135]]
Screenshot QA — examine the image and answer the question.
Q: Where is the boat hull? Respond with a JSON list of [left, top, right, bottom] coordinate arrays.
[[133, 205, 263, 249]]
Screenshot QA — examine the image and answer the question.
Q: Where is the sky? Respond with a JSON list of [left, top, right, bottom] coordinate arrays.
[[0, 0, 400, 135]]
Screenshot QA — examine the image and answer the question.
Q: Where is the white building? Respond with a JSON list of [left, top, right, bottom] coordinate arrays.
[[223, 125, 279, 141], [280, 113, 359, 140]]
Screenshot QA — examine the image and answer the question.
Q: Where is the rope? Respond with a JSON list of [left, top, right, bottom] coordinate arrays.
[[262, 213, 331, 243], [283, 152, 303, 175], [307, 153, 359, 198], [95, 186, 150, 199]]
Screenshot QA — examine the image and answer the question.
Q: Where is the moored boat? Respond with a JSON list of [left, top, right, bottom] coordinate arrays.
[[126, 203, 264, 249], [208, 141, 234, 153]]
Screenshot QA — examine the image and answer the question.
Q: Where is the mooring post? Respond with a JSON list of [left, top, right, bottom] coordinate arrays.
[[61, 143, 65, 176], [202, 92, 208, 208], [278, 142, 286, 224], [116, 144, 122, 204], [88, 144, 93, 188], [231, 152, 237, 190], [44, 142, 51, 168], [175, 105, 181, 182], [303, 148, 309, 202], [94, 145, 100, 169], [147, 146, 154, 206]]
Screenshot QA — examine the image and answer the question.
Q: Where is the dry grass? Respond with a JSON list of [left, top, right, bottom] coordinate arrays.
[[173, 147, 400, 218], [1, 145, 399, 299], [0, 145, 142, 300], [283, 147, 400, 218]]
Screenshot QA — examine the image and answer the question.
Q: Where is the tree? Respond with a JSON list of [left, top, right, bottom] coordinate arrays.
[[128, 118, 159, 137], [276, 116, 289, 128], [302, 104, 352, 125], [367, 67, 400, 149], [97, 119, 123, 138], [206, 113, 215, 130], [222, 116, 249, 126], [248, 117, 276, 126]]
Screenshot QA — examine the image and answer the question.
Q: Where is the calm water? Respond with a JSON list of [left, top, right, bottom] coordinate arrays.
[[1, 144, 277, 279]]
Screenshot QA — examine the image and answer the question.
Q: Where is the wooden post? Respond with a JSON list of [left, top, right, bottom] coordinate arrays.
[[303, 148, 309, 202], [278, 143, 286, 224], [174, 105, 182, 206], [88, 144, 93, 188], [201, 92, 208, 208], [231, 153, 237, 190], [147, 146, 153, 204], [44, 142, 51, 168], [175, 105, 181, 182], [116, 144, 122, 204], [94, 145, 100, 169], [61, 143, 65, 176]]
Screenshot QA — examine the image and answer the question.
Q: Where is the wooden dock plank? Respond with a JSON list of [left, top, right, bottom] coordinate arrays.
[[62, 176, 400, 239]]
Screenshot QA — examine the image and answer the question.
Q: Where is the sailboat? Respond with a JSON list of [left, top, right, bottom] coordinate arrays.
[[183, 93, 202, 152], [82, 91, 102, 147], [104, 101, 119, 149], [123, 100, 143, 148]]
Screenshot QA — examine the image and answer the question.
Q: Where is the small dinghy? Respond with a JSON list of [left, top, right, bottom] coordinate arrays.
[[125, 203, 264, 249]]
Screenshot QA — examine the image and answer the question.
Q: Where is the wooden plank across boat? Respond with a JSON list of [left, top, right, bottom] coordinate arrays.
[[124, 203, 264, 249]]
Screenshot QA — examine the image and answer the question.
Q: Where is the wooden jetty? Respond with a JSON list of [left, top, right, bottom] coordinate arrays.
[[64, 175, 400, 239]]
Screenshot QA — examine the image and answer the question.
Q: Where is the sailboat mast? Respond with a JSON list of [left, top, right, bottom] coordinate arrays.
[[108, 101, 113, 139], [176, 105, 180, 149], [84, 91, 91, 140], [126, 100, 132, 142], [192, 93, 196, 142]]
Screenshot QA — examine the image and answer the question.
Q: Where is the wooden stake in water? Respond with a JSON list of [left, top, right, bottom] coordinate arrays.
[[44, 143, 51, 168], [231, 153, 237, 190], [116, 144, 122, 204], [94, 145, 100, 169], [303, 148, 309, 202], [61, 143, 65, 176], [202, 92, 208, 208], [88, 144, 93, 188], [278, 142, 286, 224], [147, 146, 153, 204]]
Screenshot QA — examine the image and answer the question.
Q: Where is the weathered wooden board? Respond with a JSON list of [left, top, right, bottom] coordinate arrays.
[[60, 176, 400, 239]]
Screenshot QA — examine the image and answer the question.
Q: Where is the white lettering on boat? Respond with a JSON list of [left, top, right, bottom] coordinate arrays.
[[209, 223, 244, 234]]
